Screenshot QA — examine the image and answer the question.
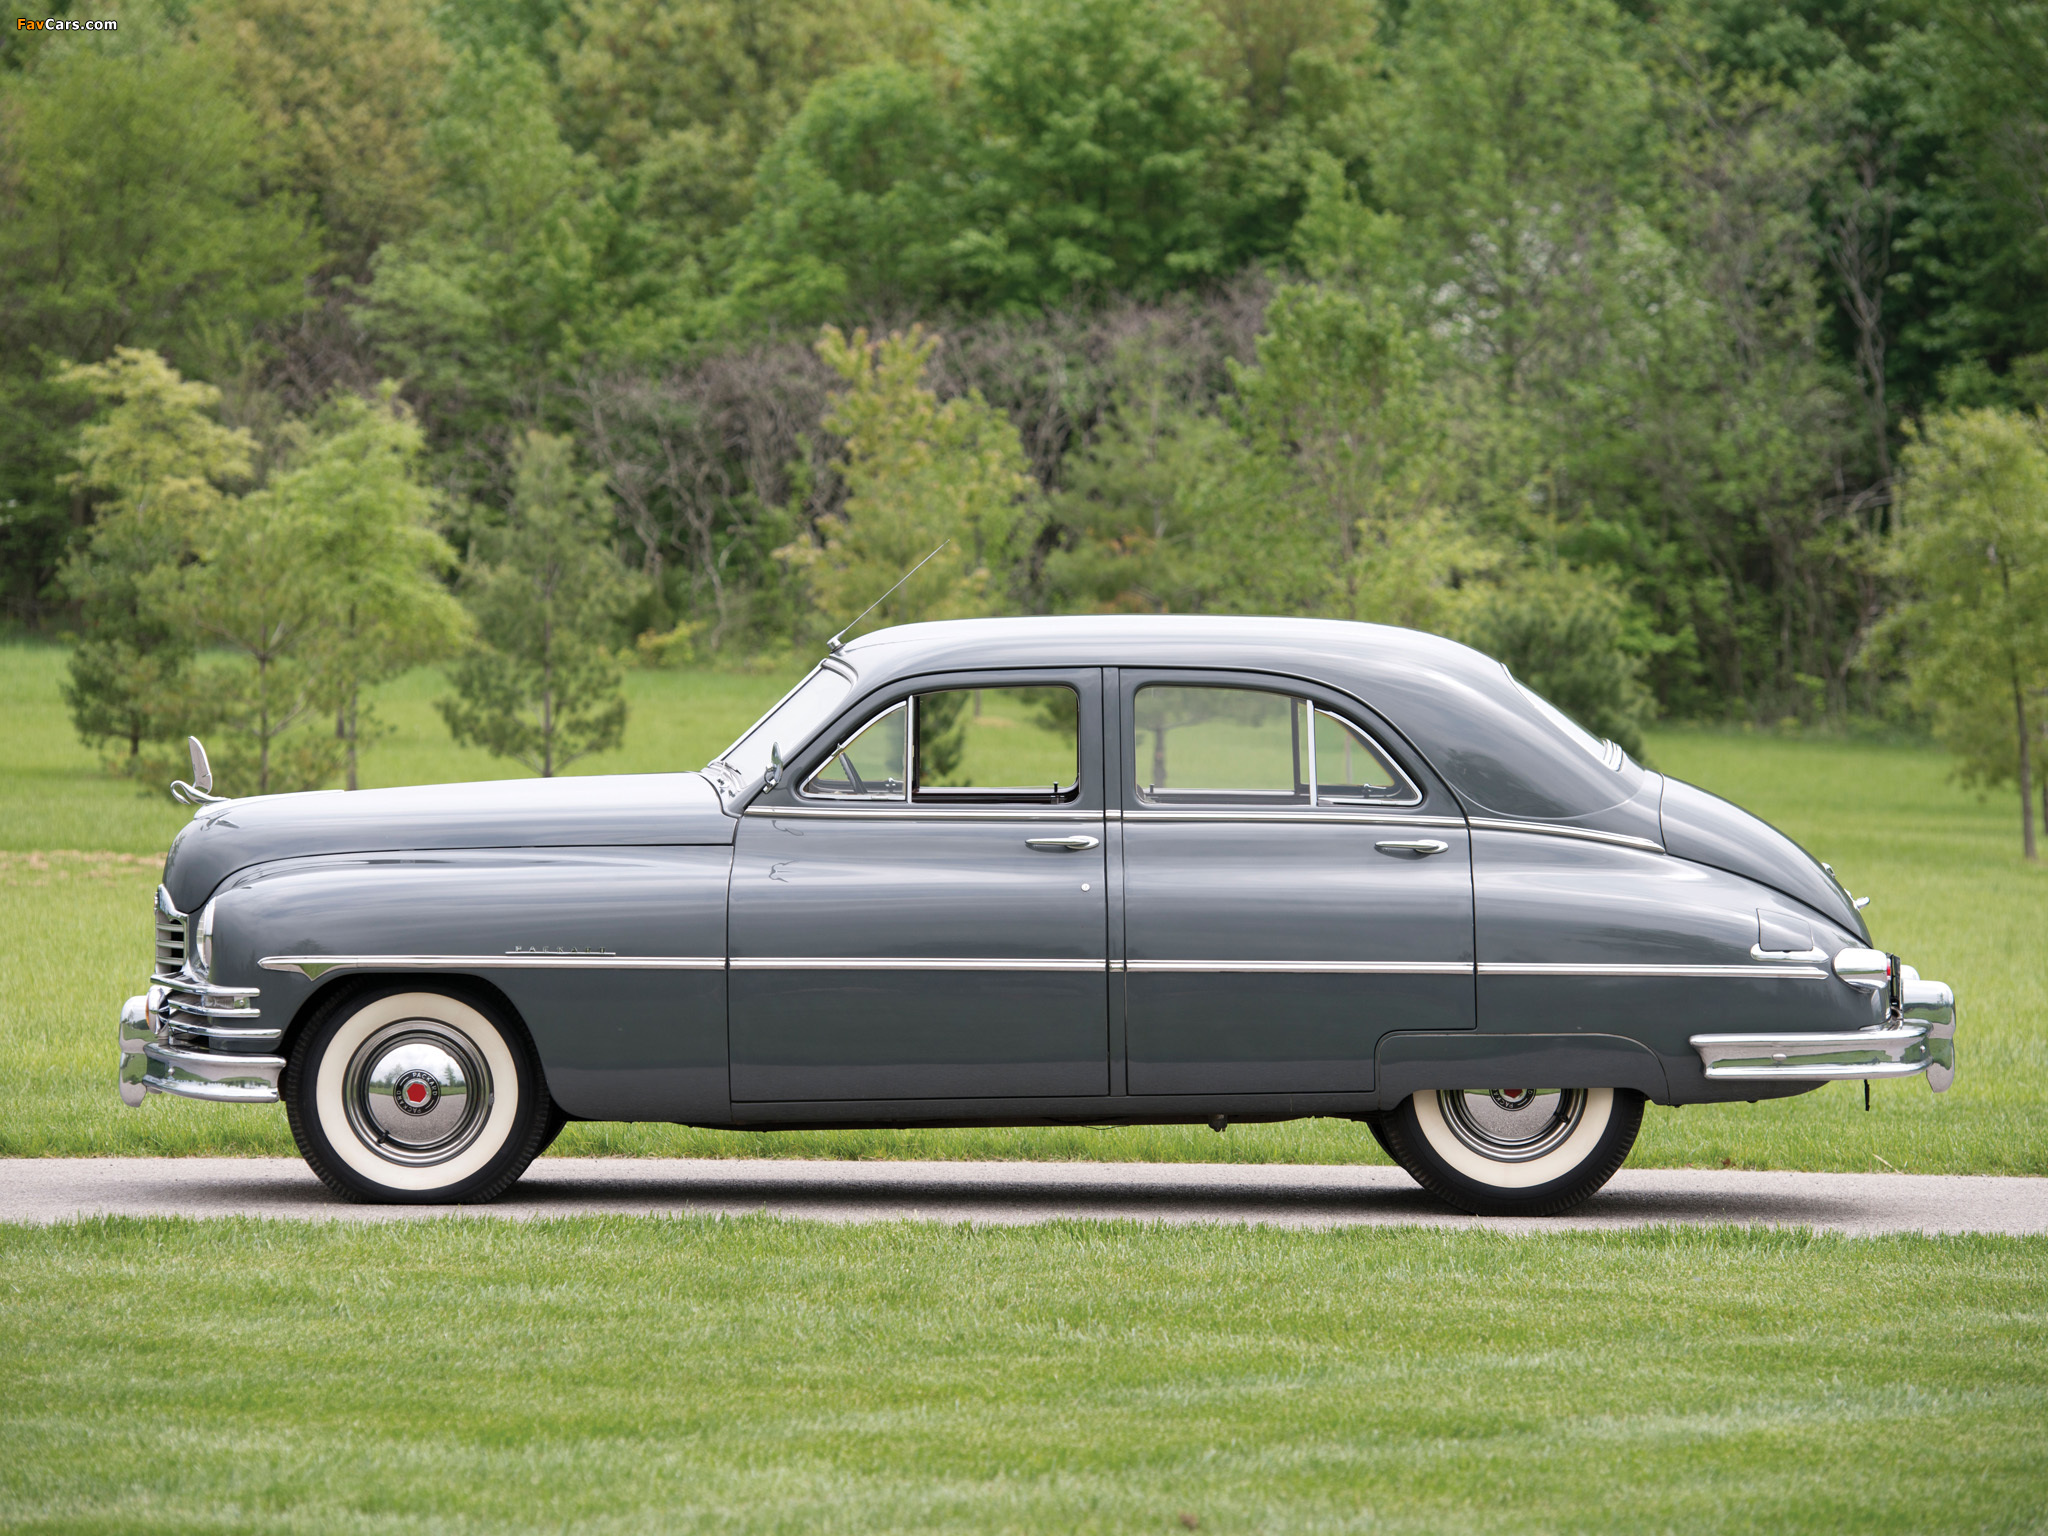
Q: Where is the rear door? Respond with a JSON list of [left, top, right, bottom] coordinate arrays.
[[1118, 671, 1476, 1095]]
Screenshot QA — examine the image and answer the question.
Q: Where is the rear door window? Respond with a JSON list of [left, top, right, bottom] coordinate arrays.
[[1132, 683, 1412, 806]]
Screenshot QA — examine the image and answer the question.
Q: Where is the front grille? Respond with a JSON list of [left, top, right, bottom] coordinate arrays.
[[147, 884, 269, 1048], [154, 887, 187, 975]]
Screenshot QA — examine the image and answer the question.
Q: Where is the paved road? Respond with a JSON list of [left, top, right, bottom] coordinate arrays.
[[3, 1158, 2044, 1234]]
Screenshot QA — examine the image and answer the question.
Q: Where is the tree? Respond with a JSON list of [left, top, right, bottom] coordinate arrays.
[[355, 48, 690, 497], [548, 0, 941, 246], [717, 61, 963, 327], [56, 350, 258, 770], [1460, 564, 1654, 755], [196, 0, 453, 275], [784, 326, 1033, 636], [0, 14, 318, 622], [439, 431, 640, 776], [261, 387, 471, 789], [1370, 0, 1652, 401], [1199, 0, 1379, 268], [1885, 407, 2048, 858], [1231, 282, 1480, 628], [950, 0, 1242, 307]]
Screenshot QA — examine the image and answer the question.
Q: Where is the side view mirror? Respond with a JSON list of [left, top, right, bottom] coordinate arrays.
[[765, 743, 783, 789]]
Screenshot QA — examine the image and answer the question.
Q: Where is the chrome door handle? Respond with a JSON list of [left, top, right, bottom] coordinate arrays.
[[1026, 835, 1100, 851], [1375, 838, 1449, 857]]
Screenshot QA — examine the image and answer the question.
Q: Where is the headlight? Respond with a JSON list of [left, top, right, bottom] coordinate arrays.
[[194, 899, 217, 976]]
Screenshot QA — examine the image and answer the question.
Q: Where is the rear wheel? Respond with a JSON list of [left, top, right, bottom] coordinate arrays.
[[285, 985, 555, 1204], [1380, 1086, 1644, 1217]]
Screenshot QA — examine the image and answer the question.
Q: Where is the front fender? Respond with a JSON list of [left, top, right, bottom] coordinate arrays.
[[207, 847, 734, 1122]]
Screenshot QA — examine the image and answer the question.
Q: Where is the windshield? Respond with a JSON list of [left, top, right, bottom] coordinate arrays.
[[711, 666, 854, 787]]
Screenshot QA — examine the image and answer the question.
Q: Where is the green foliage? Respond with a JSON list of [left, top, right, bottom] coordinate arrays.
[[356, 47, 691, 487], [1045, 382, 1297, 615], [0, 11, 318, 621], [1461, 564, 1655, 756], [260, 386, 470, 790], [1232, 283, 1488, 630], [54, 351, 257, 770], [1884, 407, 2048, 855], [438, 431, 640, 776], [1372, 0, 1652, 397], [718, 61, 962, 326], [948, 0, 1241, 306], [787, 326, 1034, 635], [1889, 2, 2048, 407], [7, 0, 2046, 745], [548, 0, 939, 245], [50, 351, 464, 796], [197, 0, 453, 275], [164, 391, 465, 797]]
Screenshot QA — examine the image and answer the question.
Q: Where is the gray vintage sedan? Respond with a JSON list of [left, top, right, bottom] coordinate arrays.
[[119, 616, 1957, 1213]]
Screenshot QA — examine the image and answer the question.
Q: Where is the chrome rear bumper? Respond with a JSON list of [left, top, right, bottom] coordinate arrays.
[[1690, 970, 1956, 1092]]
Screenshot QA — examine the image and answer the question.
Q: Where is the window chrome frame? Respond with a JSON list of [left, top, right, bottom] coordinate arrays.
[[798, 698, 910, 803], [796, 684, 1085, 809], [1128, 681, 1422, 811]]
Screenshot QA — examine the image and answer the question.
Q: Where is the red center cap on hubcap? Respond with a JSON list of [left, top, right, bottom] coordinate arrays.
[[405, 1081, 430, 1105]]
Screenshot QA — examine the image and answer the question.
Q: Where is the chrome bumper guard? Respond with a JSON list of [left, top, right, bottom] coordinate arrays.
[[1690, 961, 1956, 1092], [118, 975, 281, 1107]]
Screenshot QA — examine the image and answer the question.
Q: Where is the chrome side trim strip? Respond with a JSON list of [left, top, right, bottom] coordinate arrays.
[[1467, 818, 1665, 853], [149, 973, 259, 1000], [1481, 962, 1830, 979], [732, 957, 1106, 972], [746, 807, 1105, 822], [1124, 959, 1473, 975], [1123, 810, 1459, 828], [260, 954, 726, 978]]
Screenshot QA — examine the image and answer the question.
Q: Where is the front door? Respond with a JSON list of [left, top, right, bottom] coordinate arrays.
[[1119, 672, 1476, 1095], [729, 670, 1109, 1102]]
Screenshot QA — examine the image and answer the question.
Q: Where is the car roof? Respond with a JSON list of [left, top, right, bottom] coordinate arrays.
[[837, 614, 1500, 691], [833, 614, 1655, 831]]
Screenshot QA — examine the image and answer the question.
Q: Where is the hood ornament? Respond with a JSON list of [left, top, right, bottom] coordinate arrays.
[[170, 736, 228, 807]]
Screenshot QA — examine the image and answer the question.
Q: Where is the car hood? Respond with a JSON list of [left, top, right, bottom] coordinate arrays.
[[1659, 776, 1869, 942], [163, 772, 733, 911]]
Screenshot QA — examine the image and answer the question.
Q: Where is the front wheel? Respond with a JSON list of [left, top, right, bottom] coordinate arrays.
[[1380, 1086, 1644, 1217], [284, 985, 556, 1204]]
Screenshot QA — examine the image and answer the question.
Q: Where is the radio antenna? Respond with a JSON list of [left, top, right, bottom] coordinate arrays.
[[825, 539, 951, 654]]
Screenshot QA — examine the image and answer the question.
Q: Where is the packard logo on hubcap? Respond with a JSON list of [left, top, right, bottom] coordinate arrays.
[[393, 1069, 441, 1116]]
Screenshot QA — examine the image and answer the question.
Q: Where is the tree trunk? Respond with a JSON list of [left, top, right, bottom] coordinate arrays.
[[2014, 656, 2036, 861], [343, 688, 359, 791], [540, 614, 557, 782], [258, 656, 271, 796]]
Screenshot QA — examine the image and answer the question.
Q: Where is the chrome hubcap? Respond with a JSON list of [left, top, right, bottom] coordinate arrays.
[[342, 1020, 492, 1165], [1437, 1087, 1587, 1162]]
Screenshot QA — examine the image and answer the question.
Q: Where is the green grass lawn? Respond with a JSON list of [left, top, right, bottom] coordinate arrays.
[[2, 1218, 2043, 1534], [3, 640, 2043, 1172]]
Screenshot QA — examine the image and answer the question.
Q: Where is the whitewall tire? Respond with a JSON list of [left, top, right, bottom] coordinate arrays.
[[1380, 1086, 1644, 1217], [284, 985, 555, 1204]]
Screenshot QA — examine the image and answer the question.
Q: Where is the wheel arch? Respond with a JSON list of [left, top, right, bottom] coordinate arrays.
[[278, 971, 536, 1076], [1376, 1031, 1671, 1106]]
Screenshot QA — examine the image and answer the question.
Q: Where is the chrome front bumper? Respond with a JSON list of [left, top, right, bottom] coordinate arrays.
[[1690, 967, 1956, 1092], [119, 977, 282, 1106]]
